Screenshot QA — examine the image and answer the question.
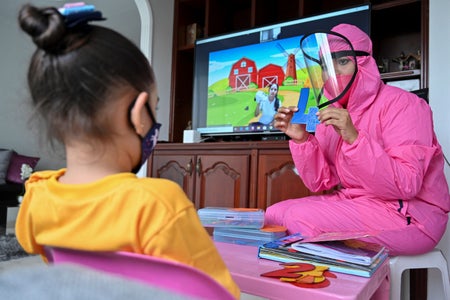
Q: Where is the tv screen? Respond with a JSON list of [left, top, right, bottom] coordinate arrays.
[[192, 4, 371, 139]]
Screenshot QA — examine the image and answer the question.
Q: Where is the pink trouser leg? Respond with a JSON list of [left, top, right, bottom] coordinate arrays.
[[265, 195, 436, 256]]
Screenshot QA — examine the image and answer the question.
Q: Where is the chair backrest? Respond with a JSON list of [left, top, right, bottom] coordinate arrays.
[[44, 247, 235, 300]]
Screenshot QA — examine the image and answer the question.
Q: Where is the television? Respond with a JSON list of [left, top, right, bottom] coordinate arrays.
[[192, 4, 371, 140]]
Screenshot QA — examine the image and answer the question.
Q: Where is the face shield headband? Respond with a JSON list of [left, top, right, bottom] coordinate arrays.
[[300, 31, 370, 109]]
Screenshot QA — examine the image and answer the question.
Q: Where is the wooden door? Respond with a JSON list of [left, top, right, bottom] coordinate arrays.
[[194, 154, 250, 209], [257, 152, 311, 209]]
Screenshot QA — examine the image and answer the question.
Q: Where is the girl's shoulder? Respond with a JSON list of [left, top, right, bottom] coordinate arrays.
[[132, 177, 189, 200], [27, 169, 65, 183]]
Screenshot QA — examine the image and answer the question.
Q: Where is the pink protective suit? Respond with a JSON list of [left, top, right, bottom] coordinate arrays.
[[265, 24, 450, 256]]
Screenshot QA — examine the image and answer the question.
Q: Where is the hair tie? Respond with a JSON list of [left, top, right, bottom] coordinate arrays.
[[58, 2, 106, 28]]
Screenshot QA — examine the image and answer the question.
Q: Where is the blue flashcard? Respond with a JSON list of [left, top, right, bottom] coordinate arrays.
[[291, 88, 320, 132]]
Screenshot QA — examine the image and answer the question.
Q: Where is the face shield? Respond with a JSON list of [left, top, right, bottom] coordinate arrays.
[[300, 31, 369, 108]]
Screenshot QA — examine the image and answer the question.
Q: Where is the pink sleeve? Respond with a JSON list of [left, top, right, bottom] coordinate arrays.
[[289, 136, 340, 192], [340, 130, 436, 200], [339, 99, 437, 200]]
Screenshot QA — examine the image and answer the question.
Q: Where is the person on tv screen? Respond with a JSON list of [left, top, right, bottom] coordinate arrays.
[[15, 4, 239, 298], [251, 83, 280, 126], [267, 23, 449, 258]]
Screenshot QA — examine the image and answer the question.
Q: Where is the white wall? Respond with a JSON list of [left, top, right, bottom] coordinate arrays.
[[429, 1, 450, 297], [430, 1, 450, 184], [147, 0, 174, 142]]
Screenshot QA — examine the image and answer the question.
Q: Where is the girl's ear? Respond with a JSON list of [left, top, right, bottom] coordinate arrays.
[[130, 92, 149, 136]]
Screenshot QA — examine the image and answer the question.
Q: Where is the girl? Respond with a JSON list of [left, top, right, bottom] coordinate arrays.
[[16, 4, 239, 298]]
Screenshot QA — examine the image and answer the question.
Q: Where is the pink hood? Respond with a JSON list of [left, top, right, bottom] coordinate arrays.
[[330, 24, 382, 117]]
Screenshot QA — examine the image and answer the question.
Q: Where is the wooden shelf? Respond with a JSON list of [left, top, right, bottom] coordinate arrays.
[[371, 0, 420, 10], [177, 44, 195, 52], [380, 69, 421, 80]]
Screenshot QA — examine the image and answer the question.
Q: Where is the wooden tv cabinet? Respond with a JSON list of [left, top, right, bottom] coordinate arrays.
[[147, 140, 318, 210]]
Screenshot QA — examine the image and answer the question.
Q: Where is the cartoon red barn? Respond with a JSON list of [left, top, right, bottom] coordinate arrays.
[[228, 57, 258, 90], [258, 64, 285, 88]]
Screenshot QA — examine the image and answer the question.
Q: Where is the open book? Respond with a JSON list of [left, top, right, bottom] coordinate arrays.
[[258, 232, 389, 277], [290, 239, 386, 266]]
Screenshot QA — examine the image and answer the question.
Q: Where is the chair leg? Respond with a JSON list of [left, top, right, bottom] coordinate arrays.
[[443, 270, 450, 300], [389, 259, 404, 300], [433, 250, 450, 299]]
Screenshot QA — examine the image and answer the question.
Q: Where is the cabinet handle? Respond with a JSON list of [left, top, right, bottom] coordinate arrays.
[[196, 158, 202, 175], [186, 159, 193, 176]]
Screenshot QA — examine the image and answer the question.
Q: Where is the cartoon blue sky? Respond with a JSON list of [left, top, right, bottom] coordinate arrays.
[[208, 35, 306, 86]]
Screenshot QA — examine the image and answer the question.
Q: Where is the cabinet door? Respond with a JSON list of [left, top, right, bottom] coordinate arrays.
[[195, 154, 250, 209], [257, 153, 311, 209], [151, 154, 196, 201]]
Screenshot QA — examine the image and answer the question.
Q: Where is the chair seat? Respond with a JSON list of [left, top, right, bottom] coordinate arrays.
[[389, 248, 450, 300]]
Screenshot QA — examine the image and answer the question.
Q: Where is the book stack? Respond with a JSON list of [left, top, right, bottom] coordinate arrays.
[[197, 207, 286, 246], [258, 233, 388, 278], [198, 207, 265, 228], [214, 225, 287, 247]]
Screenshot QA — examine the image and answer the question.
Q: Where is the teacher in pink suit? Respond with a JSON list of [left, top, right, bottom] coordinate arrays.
[[266, 23, 450, 257]]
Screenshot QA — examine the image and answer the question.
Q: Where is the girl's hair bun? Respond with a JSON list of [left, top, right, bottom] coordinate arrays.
[[18, 4, 66, 53]]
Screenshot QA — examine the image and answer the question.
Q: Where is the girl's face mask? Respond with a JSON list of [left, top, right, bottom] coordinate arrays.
[[129, 99, 162, 174]]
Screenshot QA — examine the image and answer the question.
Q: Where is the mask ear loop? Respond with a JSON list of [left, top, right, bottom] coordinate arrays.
[[144, 102, 157, 128], [300, 31, 370, 109]]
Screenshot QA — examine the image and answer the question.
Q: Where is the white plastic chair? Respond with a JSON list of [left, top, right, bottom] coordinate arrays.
[[389, 248, 450, 300]]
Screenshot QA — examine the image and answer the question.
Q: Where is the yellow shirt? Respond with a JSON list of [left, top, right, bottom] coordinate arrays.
[[16, 169, 240, 299]]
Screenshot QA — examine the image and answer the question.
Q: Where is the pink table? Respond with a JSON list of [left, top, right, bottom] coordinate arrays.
[[215, 241, 389, 300]]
